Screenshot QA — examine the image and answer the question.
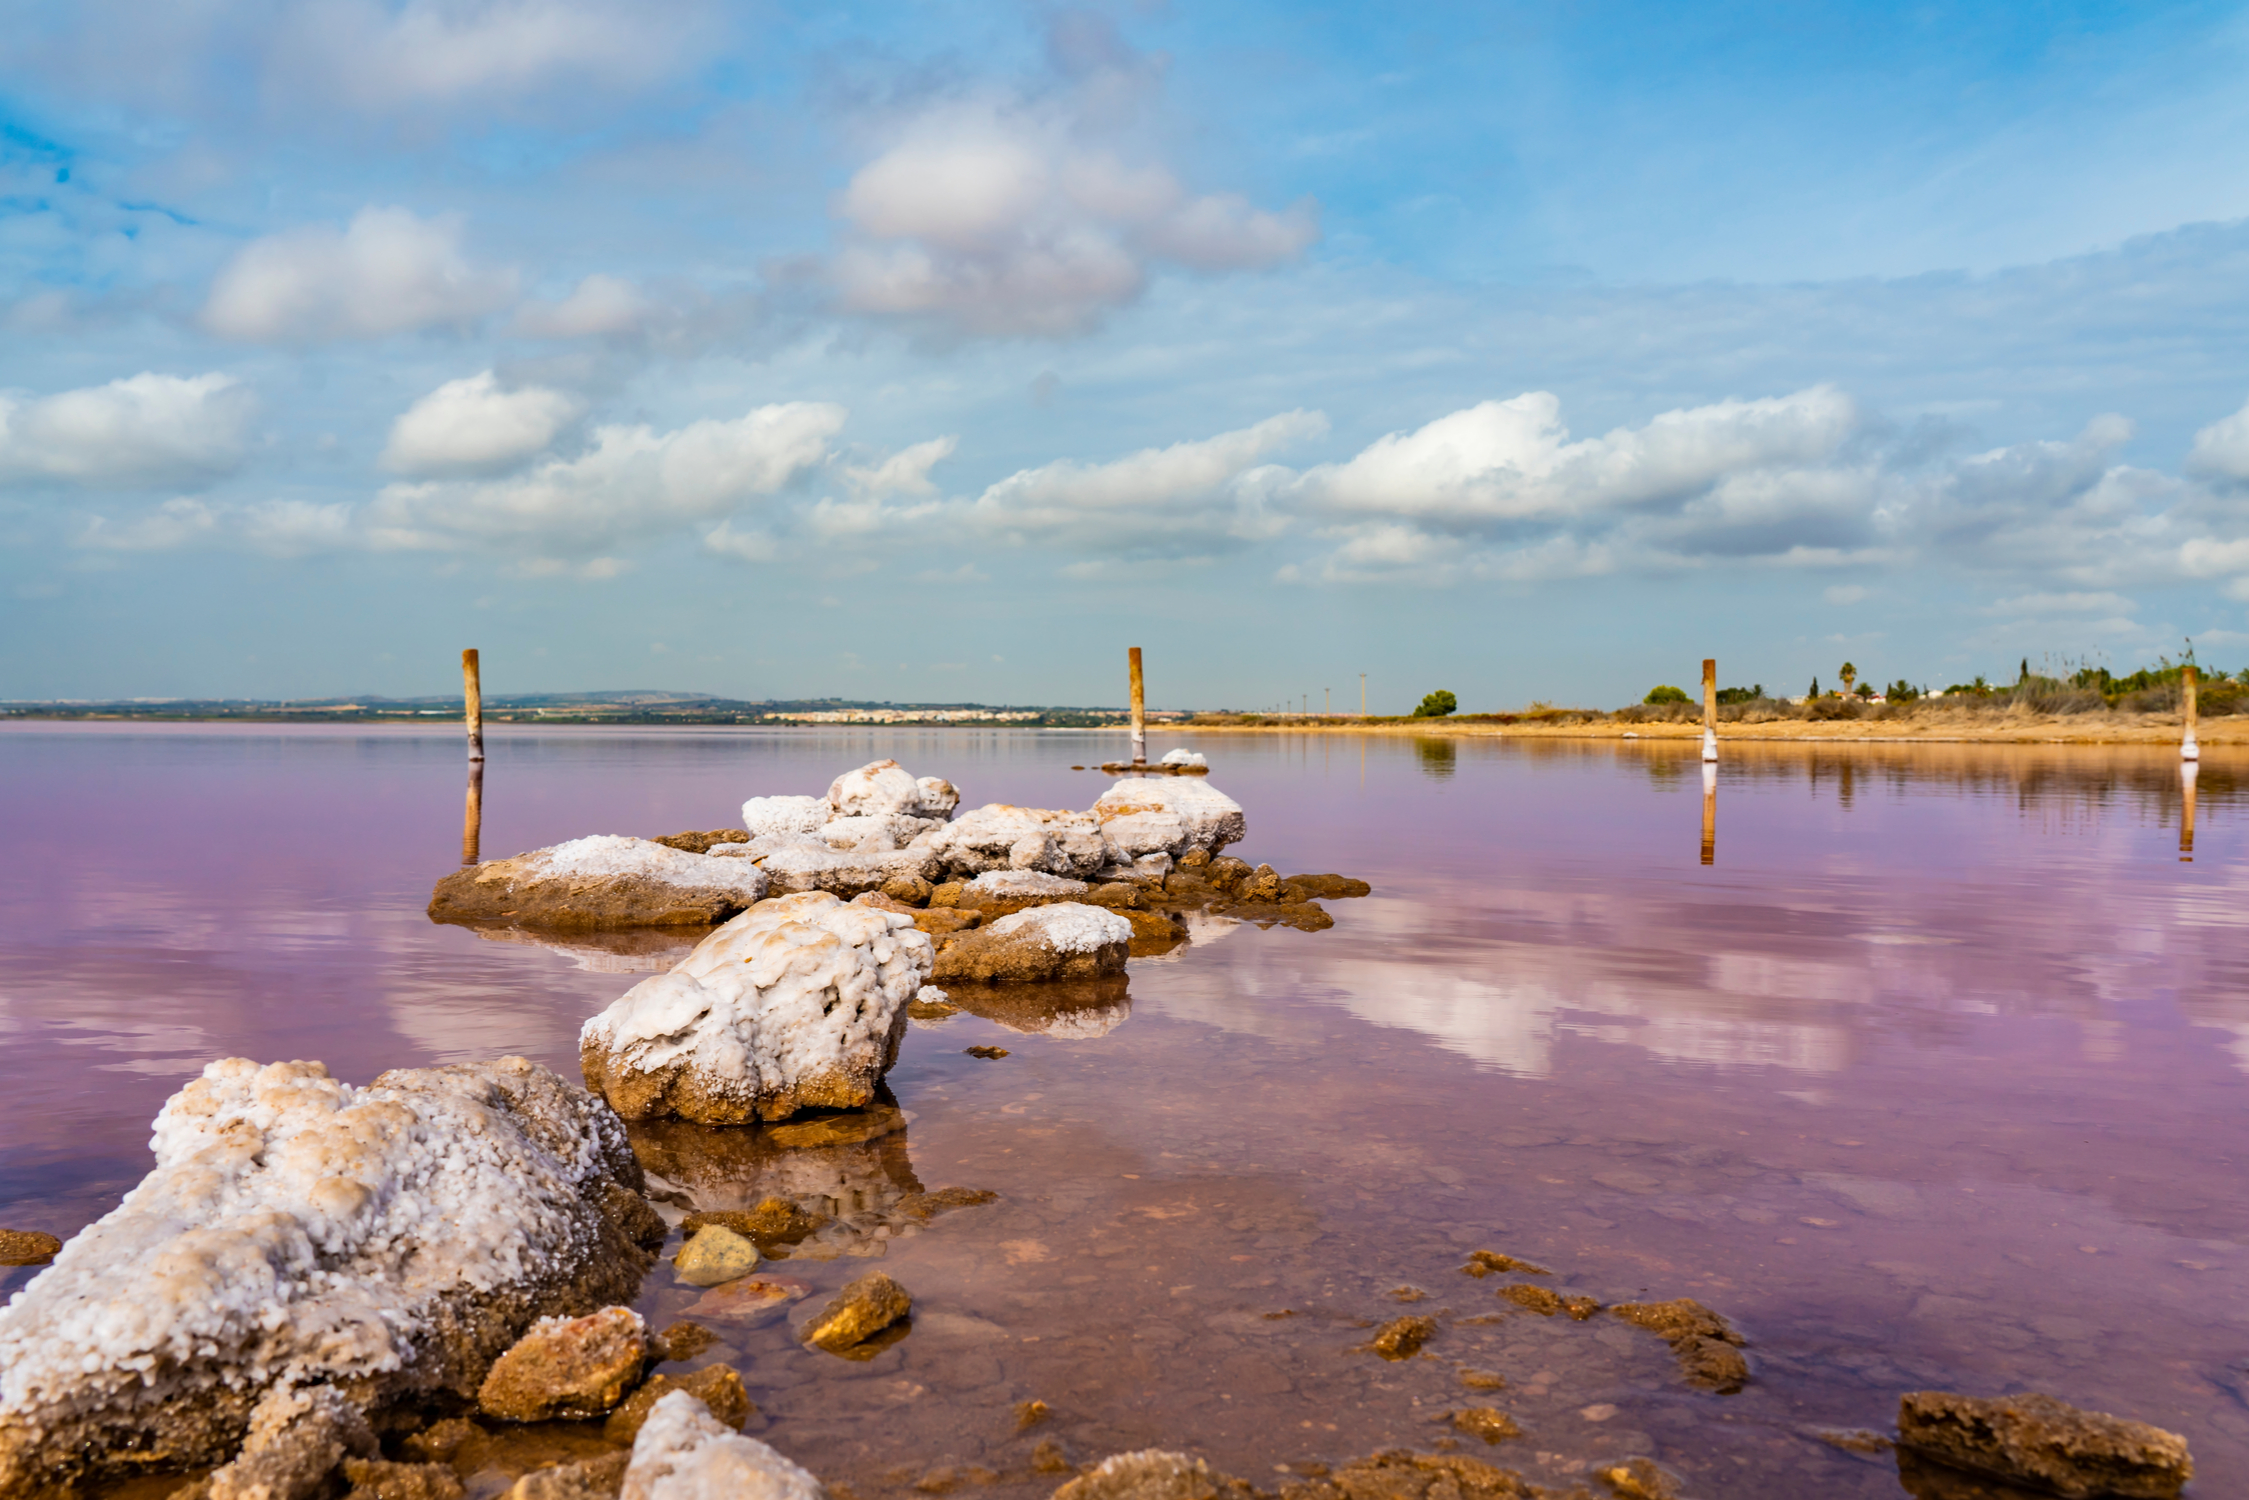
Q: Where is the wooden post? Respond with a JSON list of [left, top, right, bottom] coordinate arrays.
[[1701, 760, 1716, 866], [462, 762, 483, 866], [2182, 664, 2199, 762], [2181, 761, 2198, 862], [1128, 647, 1146, 766], [1701, 657, 1718, 763], [463, 648, 485, 763], [1360, 673, 1367, 717]]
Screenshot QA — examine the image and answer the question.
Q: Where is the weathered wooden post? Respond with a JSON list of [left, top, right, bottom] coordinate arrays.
[[1701, 760, 1717, 866], [1360, 673, 1367, 716], [2181, 760, 2198, 862], [1128, 646, 1147, 767], [2182, 664, 2199, 762], [1701, 657, 1718, 763], [463, 648, 485, 763], [462, 763, 483, 866]]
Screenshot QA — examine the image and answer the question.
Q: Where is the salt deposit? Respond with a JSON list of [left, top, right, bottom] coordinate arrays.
[[925, 804, 1115, 879], [740, 795, 830, 839], [826, 759, 933, 819], [430, 837, 770, 931], [1158, 749, 1208, 768], [965, 870, 1090, 899], [0, 1056, 657, 1497], [580, 892, 932, 1124], [930, 902, 1133, 984], [621, 1390, 824, 1500], [1092, 777, 1245, 856], [755, 840, 941, 898]]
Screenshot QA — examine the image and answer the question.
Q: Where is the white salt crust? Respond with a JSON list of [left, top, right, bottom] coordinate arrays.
[[1091, 777, 1245, 855], [965, 870, 1089, 898], [537, 837, 771, 899], [1158, 749, 1207, 767], [580, 893, 932, 1110], [985, 903, 1133, 955], [739, 796, 830, 840], [0, 1056, 633, 1446], [925, 805, 1115, 879], [623, 1390, 824, 1500]]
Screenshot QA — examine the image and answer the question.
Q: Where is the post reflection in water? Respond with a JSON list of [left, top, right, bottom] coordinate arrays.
[[461, 760, 483, 866], [1700, 758, 1717, 865], [2181, 759, 2198, 862]]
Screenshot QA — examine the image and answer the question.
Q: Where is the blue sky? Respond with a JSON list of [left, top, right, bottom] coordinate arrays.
[[6, 0, 2249, 710]]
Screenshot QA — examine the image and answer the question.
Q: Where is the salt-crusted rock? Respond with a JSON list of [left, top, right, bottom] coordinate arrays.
[[800, 1271, 911, 1354], [740, 796, 830, 839], [344, 1457, 466, 1500], [916, 777, 960, 818], [431, 837, 770, 930], [931, 903, 1132, 984], [817, 813, 944, 852], [963, 870, 1089, 905], [925, 805, 1116, 879], [827, 759, 936, 819], [1092, 778, 1245, 856], [0, 1057, 658, 1498], [477, 1306, 651, 1422], [506, 1452, 630, 1500], [621, 1389, 823, 1500], [1898, 1390, 2192, 1499], [604, 1365, 751, 1445], [190, 1384, 379, 1500], [754, 840, 941, 898], [1055, 1450, 1246, 1500], [580, 892, 931, 1125], [1158, 749, 1207, 768]]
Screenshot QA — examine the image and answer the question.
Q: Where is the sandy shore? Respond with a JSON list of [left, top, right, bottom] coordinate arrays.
[[1182, 712, 2241, 745]]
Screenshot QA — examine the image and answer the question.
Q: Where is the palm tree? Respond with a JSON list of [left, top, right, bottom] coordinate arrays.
[[1839, 662, 1857, 695]]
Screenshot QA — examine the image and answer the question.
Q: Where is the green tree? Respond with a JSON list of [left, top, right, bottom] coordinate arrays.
[[1644, 684, 1691, 705], [1809, 676, 1821, 698], [1839, 662, 1857, 694], [1885, 679, 1920, 702], [1411, 689, 1458, 718]]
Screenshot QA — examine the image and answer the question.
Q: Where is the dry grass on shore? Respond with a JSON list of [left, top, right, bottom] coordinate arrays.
[[1185, 701, 2240, 745]]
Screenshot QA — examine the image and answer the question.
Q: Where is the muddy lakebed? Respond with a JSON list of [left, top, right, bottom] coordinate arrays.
[[2, 724, 2246, 1498]]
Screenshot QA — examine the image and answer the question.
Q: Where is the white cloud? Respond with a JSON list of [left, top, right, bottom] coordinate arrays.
[[2188, 395, 2249, 481], [843, 436, 957, 498], [380, 372, 582, 475], [1823, 584, 1870, 604], [75, 498, 221, 550], [0, 374, 255, 488], [829, 100, 1318, 337], [203, 207, 518, 343], [1983, 590, 2138, 616], [512, 274, 655, 338], [73, 497, 354, 555], [368, 401, 844, 555], [266, 0, 690, 112]]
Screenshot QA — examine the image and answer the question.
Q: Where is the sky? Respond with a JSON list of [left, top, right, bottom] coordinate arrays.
[[6, 1, 2249, 711]]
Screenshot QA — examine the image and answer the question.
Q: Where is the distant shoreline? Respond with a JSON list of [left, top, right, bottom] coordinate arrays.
[[1177, 714, 2238, 745]]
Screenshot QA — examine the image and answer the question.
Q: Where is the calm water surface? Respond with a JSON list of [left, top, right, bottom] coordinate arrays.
[[3, 725, 2245, 1498]]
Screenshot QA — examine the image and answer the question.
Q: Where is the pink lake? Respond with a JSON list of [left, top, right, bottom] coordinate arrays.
[[2, 723, 2243, 1498]]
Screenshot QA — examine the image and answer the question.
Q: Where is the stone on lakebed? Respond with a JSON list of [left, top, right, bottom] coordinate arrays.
[[1897, 1390, 2192, 1499], [580, 891, 931, 1125], [478, 1306, 651, 1423]]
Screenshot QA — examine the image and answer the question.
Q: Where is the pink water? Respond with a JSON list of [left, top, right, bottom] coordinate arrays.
[[3, 725, 2244, 1497]]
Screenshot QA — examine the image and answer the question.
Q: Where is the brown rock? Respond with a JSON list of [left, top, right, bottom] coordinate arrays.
[[1015, 1399, 1050, 1431], [477, 1307, 650, 1422], [0, 1228, 61, 1265], [1275, 1450, 1546, 1500], [1592, 1457, 1681, 1499], [930, 881, 968, 907], [651, 830, 752, 854], [1450, 1408, 1520, 1445], [1215, 900, 1333, 931], [1459, 1370, 1507, 1391], [930, 906, 1130, 984], [765, 1103, 906, 1148], [429, 852, 759, 931], [897, 1186, 999, 1221], [909, 995, 963, 1019], [1031, 1439, 1075, 1475], [1203, 855, 1250, 889], [193, 1385, 379, 1500], [683, 1195, 829, 1248], [687, 1275, 813, 1326], [1371, 1315, 1436, 1360], [342, 1459, 466, 1500], [1240, 864, 1283, 902], [399, 1418, 483, 1465], [1083, 883, 1146, 908], [602, 1365, 751, 1444], [915, 908, 982, 937], [656, 1321, 717, 1362], [883, 875, 935, 905], [1497, 1284, 1599, 1320], [1053, 1450, 1256, 1500], [503, 1451, 632, 1500], [802, 1271, 912, 1354], [1611, 1299, 1748, 1394], [852, 892, 921, 915], [1896, 1390, 2192, 1499], [1462, 1251, 1550, 1278], [1894, 1447, 2053, 1499], [966, 1045, 1010, 1059], [1283, 874, 1372, 899], [1177, 848, 1212, 868]]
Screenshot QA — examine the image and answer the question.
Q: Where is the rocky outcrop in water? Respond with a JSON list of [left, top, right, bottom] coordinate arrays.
[[0, 1057, 660, 1499], [1896, 1390, 2192, 1499], [1611, 1298, 1749, 1393], [931, 903, 1133, 984], [580, 892, 931, 1124], [431, 837, 772, 929], [477, 1307, 652, 1422]]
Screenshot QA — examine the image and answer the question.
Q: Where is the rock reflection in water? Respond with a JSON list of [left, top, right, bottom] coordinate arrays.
[[943, 976, 1133, 1039], [629, 1104, 924, 1261], [459, 920, 700, 973]]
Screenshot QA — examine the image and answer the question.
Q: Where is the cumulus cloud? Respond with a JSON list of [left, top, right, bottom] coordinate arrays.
[[827, 75, 1317, 337], [512, 274, 656, 338], [367, 400, 844, 555], [2188, 395, 2249, 481], [0, 373, 255, 487], [380, 372, 582, 475], [74, 497, 354, 555], [203, 207, 518, 343]]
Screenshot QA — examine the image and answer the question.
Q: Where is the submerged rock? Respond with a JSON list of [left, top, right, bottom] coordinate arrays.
[[1055, 1450, 1254, 1500], [930, 903, 1132, 984], [431, 836, 771, 930], [505, 1451, 630, 1500], [344, 1457, 467, 1500], [604, 1365, 751, 1445], [0, 1230, 58, 1266], [580, 892, 931, 1124], [1611, 1298, 1749, 1394], [1276, 1450, 1547, 1500], [1449, 1408, 1521, 1445], [620, 1390, 822, 1500], [1462, 1251, 1549, 1278], [673, 1225, 761, 1287], [1093, 777, 1246, 857], [627, 1108, 924, 1262], [0, 1056, 658, 1498], [681, 1197, 828, 1249], [800, 1271, 912, 1355], [1371, 1315, 1437, 1360], [657, 1322, 718, 1362], [479, 1306, 652, 1422], [1592, 1457, 1682, 1499], [1497, 1284, 1600, 1320], [1896, 1390, 2192, 1499]]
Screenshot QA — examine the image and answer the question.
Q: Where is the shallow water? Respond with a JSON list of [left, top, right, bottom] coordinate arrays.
[[3, 724, 2246, 1497]]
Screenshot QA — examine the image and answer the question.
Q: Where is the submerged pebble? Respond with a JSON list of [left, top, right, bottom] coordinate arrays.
[[673, 1225, 761, 1288]]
